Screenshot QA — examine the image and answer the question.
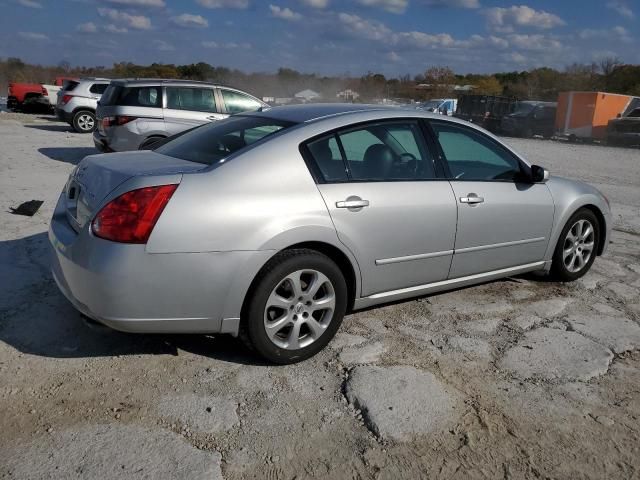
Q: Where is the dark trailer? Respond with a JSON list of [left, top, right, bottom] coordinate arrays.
[[454, 95, 517, 133]]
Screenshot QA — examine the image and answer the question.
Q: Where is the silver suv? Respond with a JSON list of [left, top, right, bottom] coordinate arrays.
[[93, 79, 267, 152], [56, 78, 111, 133]]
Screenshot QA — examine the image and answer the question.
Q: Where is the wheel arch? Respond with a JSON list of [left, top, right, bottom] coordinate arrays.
[[238, 241, 360, 321], [581, 204, 607, 256], [71, 106, 95, 116]]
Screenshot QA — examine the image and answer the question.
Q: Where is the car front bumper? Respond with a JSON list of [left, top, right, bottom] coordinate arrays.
[[49, 192, 267, 335]]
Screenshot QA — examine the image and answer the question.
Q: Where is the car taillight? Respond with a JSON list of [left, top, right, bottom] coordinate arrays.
[[102, 115, 138, 128], [41, 86, 48, 96], [61, 94, 72, 105], [91, 184, 178, 244]]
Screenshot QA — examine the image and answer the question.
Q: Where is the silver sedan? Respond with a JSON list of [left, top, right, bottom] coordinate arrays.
[[49, 104, 612, 363]]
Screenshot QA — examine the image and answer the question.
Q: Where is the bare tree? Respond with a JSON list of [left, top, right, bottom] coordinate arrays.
[[599, 56, 622, 76]]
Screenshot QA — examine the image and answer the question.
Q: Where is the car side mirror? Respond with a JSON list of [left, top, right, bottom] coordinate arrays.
[[531, 164, 549, 183]]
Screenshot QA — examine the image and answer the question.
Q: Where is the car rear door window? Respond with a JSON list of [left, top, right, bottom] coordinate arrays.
[[337, 121, 436, 181], [166, 87, 218, 113], [113, 86, 162, 108], [220, 89, 263, 114], [89, 83, 108, 95], [430, 121, 523, 181]]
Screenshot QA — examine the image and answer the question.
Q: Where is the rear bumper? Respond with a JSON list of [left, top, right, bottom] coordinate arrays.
[[49, 192, 268, 335], [93, 131, 114, 153], [607, 131, 640, 146]]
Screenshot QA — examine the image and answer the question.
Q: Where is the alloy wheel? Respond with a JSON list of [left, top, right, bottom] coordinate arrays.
[[77, 114, 94, 131], [562, 219, 595, 273], [263, 269, 336, 350]]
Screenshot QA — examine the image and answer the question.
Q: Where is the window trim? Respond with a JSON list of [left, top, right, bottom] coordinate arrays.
[[299, 118, 449, 184], [424, 119, 532, 183]]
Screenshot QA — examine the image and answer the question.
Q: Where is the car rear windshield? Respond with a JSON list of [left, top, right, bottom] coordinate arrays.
[[100, 84, 162, 108], [63, 80, 79, 92], [156, 116, 294, 165]]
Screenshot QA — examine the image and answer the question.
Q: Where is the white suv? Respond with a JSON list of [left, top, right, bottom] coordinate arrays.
[[56, 78, 111, 133]]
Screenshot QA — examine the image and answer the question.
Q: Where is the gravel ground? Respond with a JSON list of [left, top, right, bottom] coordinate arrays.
[[1, 117, 639, 479]]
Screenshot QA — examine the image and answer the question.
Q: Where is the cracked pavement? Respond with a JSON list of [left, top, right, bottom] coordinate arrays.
[[1, 116, 639, 479]]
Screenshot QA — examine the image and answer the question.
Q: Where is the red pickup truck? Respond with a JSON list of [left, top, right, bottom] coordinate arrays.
[[7, 76, 76, 112]]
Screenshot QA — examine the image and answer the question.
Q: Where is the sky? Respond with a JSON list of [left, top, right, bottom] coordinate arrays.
[[0, 0, 638, 76]]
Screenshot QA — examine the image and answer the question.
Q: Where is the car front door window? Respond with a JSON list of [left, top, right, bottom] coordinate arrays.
[[220, 89, 262, 114], [431, 121, 523, 181]]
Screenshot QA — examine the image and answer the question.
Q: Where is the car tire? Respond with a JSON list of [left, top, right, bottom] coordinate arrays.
[[72, 110, 96, 133], [550, 208, 600, 282], [139, 136, 165, 150], [242, 249, 348, 364]]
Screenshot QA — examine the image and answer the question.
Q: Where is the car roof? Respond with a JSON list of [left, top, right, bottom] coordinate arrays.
[[245, 103, 412, 124], [110, 78, 222, 88]]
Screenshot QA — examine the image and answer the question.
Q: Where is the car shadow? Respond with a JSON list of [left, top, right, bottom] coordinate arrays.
[[0, 232, 267, 366], [38, 147, 98, 165], [25, 124, 74, 132]]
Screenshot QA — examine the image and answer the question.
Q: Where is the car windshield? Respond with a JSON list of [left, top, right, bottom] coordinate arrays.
[[511, 102, 537, 116], [156, 115, 295, 165], [627, 108, 640, 118]]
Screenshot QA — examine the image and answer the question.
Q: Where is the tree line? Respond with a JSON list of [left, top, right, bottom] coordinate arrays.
[[2, 57, 639, 103]]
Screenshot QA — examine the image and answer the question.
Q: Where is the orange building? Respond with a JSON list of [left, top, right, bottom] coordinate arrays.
[[555, 91, 638, 140]]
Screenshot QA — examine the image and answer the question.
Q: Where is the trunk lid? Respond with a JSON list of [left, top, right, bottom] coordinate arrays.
[[65, 151, 205, 230]]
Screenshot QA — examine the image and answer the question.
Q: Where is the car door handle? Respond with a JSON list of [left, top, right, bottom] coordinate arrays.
[[207, 116, 219, 121], [460, 194, 484, 204], [336, 199, 370, 209]]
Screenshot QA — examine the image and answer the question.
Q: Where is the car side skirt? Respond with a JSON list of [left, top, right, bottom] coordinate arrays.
[[353, 260, 549, 310]]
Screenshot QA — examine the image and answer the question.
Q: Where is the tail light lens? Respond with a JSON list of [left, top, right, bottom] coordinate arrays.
[[42, 86, 48, 96], [61, 94, 72, 105], [91, 184, 178, 243], [102, 115, 138, 128]]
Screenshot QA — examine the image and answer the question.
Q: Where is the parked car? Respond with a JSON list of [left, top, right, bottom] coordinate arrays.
[[93, 79, 268, 152], [50, 104, 611, 364], [7, 77, 76, 112], [416, 98, 457, 116], [500, 101, 557, 138], [56, 78, 111, 133], [454, 94, 517, 132], [607, 105, 640, 147]]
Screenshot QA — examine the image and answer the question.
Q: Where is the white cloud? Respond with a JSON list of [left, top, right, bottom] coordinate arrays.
[[196, 0, 249, 8], [153, 39, 175, 51], [338, 13, 391, 40], [269, 4, 302, 20], [420, 0, 479, 8], [579, 25, 633, 43], [171, 13, 209, 28], [98, 7, 152, 29], [386, 51, 401, 62], [485, 5, 565, 31], [104, 24, 128, 33], [300, 0, 329, 7], [202, 41, 251, 49], [506, 33, 562, 51], [105, 0, 165, 6], [606, 1, 634, 19], [18, 31, 49, 40], [76, 22, 98, 33], [17, 0, 42, 8], [354, 0, 408, 14]]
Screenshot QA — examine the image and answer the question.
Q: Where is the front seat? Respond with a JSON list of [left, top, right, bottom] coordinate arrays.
[[363, 144, 395, 180]]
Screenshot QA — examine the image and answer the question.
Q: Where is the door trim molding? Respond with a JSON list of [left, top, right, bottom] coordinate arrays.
[[353, 260, 547, 310], [375, 249, 454, 266], [455, 237, 545, 254]]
